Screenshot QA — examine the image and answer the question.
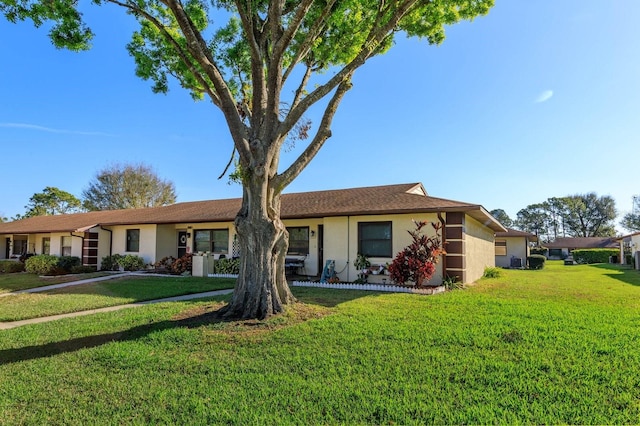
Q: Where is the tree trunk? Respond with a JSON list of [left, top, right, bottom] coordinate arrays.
[[221, 175, 296, 320]]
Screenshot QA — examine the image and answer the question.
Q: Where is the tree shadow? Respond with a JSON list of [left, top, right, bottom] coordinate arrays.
[[589, 264, 640, 287], [0, 288, 370, 365], [0, 308, 232, 365]]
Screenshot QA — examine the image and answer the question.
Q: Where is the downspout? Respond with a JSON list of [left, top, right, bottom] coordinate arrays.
[[437, 212, 447, 280]]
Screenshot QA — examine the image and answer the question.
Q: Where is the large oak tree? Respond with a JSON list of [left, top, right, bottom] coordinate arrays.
[[2, 0, 494, 319]]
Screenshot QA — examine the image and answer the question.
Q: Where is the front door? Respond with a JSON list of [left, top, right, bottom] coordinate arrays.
[[177, 231, 188, 258], [4, 238, 9, 259]]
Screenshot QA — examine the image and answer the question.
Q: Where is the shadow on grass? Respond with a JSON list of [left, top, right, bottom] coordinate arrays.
[[589, 263, 640, 287], [0, 288, 369, 365], [0, 308, 242, 365]]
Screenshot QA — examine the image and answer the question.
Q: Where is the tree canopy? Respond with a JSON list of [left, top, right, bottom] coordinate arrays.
[[83, 163, 177, 210], [620, 196, 640, 232], [489, 209, 513, 228], [2, 0, 494, 319], [19, 187, 83, 219], [515, 193, 617, 242]]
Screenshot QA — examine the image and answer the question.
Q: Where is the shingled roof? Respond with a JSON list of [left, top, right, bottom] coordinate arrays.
[[495, 228, 538, 241], [0, 183, 506, 234]]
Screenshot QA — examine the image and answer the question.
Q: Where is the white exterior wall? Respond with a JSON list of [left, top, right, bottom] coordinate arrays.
[[495, 237, 529, 268], [156, 224, 178, 260], [631, 234, 640, 270], [282, 218, 323, 277], [464, 215, 495, 283], [48, 233, 83, 258], [321, 214, 444, 285], [110, 224, 158, 265]]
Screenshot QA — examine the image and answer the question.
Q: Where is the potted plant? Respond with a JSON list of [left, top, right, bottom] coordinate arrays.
[[354, 253, 371, 283]]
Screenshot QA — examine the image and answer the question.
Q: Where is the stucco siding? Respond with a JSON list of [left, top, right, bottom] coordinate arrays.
[[495, 237, 528, 268], [156, 225, 178, 260], [110, 224, 158, 265], [632, 234, 640, 270], [464, 215, 495, 283], [321, 214, 444, 285]]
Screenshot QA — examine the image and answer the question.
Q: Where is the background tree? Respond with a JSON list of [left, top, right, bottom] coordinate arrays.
[[21, 187, 83, 218], [515, 203, 549, 242], [620, 196, 640, 232], [83, 163, 177, 210], [2, 0, 494, 319], [489, 209, 513, 228], [561, 193, 617, 237]]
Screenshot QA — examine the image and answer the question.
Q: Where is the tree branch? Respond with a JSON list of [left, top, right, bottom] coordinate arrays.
[[274, 73, 354, 191]]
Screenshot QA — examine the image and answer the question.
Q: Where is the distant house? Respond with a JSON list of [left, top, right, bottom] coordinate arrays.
[[616, 232, 640, 270], [0, 183, 506, 285], [544, 237, 620, 260], [494, 228, 537, 268]]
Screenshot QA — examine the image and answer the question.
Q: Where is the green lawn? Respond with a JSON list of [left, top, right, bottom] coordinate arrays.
[[0, 275, 236, 322], [0, 261, 639, 424], [0, 271, 111, 293]]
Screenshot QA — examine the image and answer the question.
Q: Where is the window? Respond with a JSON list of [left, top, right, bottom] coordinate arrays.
[[42, 237, 51, 255], [495, 239, 507, 256], [194, 229, 229, 254], [13, 236, 27, 256], [287, 227, 309, 254], [126, 229, 140, 252], [61, 236, 72, 256], [358, 222, 392, 257]]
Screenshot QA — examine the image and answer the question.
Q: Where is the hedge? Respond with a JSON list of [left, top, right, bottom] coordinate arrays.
[[527, 254, 546, 270], [0, 260, 25, 274], [572, 249, 620, 264]]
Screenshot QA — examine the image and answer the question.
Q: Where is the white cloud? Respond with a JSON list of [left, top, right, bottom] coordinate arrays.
[[0, 122, 114, 137], [535, 90, 554, 103]]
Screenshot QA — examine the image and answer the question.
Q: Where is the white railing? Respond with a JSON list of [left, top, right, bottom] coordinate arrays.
[[291, 281, 445, 295]]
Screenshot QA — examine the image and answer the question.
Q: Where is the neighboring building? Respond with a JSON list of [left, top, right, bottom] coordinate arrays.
[[0, 183, 505, 285], [494, 228, 537, 268], [616, 232, 640, 270], [544, 237, 620, 260]]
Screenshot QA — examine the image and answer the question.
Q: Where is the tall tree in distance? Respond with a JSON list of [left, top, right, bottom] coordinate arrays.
[[515, 204, 549, 242], [2, 0, 494, 319], [21, 187, 83, 218], [83, 163, 176, 211], [621, 196, 640, 232], [562, 193, 617, 237], [489, 209, 513, 228]]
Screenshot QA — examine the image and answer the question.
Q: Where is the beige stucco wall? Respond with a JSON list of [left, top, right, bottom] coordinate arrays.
[[320, 214, 444, 285], [464, 215, 495, 283], [495, 237, 529, 268], [631, 234, 640, 270], [156, 224, 178, 261], [110, 224, 158, 265]]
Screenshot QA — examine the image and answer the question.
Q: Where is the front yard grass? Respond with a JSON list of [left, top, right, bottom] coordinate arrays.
[[0, 261, 639, 424], [0, 276, 236, 322], [0, 271, 111, 293]]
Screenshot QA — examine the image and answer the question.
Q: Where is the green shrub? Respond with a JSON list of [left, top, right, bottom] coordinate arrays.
[[443, 274, 463, 290], [214, 257, 240, 274], [100, 254, 123, 271], [626, 254, 635, 269], [482, 266, 502, 278], [119, 254, 146, 271], [71, 265, 97, 274], [58, 256, 81, 272], [0, 260, 25, 274], [25, 255, 61, 275], [527, 254, 546, 270], [572, 249, 619, 265], [530, 247, 547, 256]]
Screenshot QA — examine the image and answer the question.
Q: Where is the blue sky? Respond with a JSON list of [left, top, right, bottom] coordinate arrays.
[[1, 1, 638, 230]]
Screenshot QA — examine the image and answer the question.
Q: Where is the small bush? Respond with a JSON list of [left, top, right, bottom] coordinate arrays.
[[71, 265, 97, 274], [58, 256, 81, 272], [171, 254, 193, 274], [214, 257, 240, 274], [530, 247, 547, 256], [483, 266, 502, 278], [626, 254, 635, 269], [25, 255, 60, 275], [443, 275, 463, 290], [100, 254, 123, 271], [154, 256, 176, 272], [0, 260, 25, 274], [119, 254, 146, 271], [527, 254, 546, 270], [572, 249, 619, 265]]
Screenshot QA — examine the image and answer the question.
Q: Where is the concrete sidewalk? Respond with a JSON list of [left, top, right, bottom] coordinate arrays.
[[0, 288, 233, 330]]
